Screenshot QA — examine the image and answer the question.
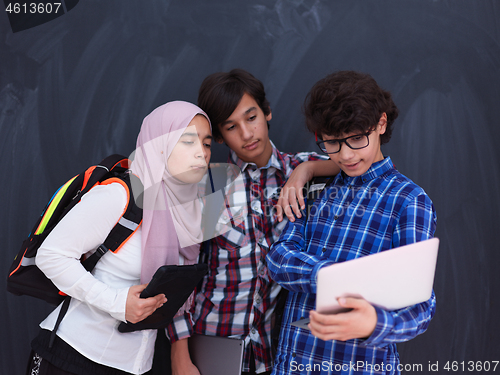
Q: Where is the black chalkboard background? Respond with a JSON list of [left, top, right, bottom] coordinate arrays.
[[1, 1, 499, 374]]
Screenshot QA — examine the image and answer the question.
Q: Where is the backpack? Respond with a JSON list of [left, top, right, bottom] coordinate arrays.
[[7, 154, 142, 346]]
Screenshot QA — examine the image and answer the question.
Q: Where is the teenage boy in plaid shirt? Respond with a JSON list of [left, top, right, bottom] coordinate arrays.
[[166, 69, 340, 375], [267, 71, 437, 375]]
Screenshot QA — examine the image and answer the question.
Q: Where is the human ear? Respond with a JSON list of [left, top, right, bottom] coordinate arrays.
[[266, 110, 272, 122], [378, 113, 387, 134]]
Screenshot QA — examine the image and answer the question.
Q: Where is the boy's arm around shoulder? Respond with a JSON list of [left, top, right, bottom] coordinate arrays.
[[277, 154, 338, 223]]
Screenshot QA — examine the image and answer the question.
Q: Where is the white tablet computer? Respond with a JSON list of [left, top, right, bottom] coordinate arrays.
[[292, 238, 439, 329]]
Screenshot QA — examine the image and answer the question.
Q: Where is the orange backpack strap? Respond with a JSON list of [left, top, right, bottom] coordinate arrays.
[[80, 173, 142, 272]]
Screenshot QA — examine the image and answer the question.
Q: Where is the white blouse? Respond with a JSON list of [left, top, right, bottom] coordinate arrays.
[[37, 182, 156, 374]]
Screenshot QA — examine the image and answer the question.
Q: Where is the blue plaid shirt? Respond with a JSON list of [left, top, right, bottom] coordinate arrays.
[[267, 156, 437, 375]]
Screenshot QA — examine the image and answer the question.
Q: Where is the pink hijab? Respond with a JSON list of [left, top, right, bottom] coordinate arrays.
[[129, 101, 210, 284]]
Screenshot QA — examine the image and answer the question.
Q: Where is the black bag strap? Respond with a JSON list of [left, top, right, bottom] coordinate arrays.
[[49, 296, 71, 348], [198, 165, 217, 265]]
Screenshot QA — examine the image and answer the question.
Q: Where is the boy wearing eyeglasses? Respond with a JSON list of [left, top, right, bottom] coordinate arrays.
[[267, 71, 437, 374]]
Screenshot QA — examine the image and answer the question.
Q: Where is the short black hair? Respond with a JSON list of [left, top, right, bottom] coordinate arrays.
[[304, 71, 398, 144], [198, 69, 271, 141]]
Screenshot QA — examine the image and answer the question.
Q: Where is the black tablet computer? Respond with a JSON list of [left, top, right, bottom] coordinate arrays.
[[118, 263, 208, 333]]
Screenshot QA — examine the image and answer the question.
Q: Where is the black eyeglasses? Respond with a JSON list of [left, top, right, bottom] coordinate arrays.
[[315, 131, 371, 154]]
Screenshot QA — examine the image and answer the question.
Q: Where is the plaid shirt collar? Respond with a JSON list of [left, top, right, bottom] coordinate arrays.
[[228, 140, 285, 173]]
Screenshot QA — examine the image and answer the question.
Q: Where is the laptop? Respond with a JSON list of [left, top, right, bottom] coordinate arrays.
[[292, 237, 439, 329], [189, 334, 245, 375]]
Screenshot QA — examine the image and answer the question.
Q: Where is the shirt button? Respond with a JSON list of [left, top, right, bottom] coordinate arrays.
[[251, 200, 262, 212], [292, 352, 297, 358], [334, 215, 339, 220], [251, 328, 257, 334], [322, 248, 327, 253]]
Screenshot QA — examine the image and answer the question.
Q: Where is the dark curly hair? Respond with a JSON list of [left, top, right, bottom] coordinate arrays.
[[304, 71, 398, 144], [198, 69, 271, 142]]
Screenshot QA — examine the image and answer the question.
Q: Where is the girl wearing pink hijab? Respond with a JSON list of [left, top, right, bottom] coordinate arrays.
[[27, 101, 212, 375]]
